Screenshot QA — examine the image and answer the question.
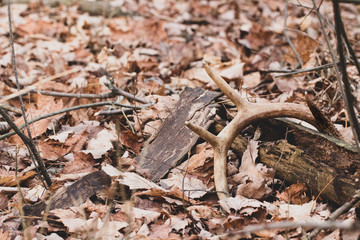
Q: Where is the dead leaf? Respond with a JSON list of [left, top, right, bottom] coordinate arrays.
[[83, 128, 117, 159], [11, 95, 64, 142], [233, 140, 273, 199], [117, 172, 165, 191], [243, 71, 261, 88], [165, 214, 189, 231], [272, 200, 330, 222], [276, 183, 309, 204], [0, 230, 11, 240], [160, 173, 208, 199], [219, 195, 264, 214], [0, 171, 36, 187], [61, 152, 95, 174], [120, 130, 142, 154]]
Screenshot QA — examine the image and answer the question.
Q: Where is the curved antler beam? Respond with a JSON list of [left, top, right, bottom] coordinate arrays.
[[185, 62, 319, 200]]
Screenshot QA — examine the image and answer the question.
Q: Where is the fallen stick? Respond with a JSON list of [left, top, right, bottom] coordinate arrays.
[[0, 67, 81, 104]]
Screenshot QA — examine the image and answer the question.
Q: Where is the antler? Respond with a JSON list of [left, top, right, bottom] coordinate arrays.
[[185, 62, 319, 200]]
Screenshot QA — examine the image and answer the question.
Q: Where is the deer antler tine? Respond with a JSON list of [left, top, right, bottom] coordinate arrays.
[[186, 121, 229, 200], [185, 121, 218, 147], [203, 61, 244, 108]]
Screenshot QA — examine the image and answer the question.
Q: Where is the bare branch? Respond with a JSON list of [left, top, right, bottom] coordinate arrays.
[[284, 0, 303, 68], [312, 0, 360, 151], [7, 0, 51, 187], [0, 107, 52, 186], [222, 220, 360, 238], [308, 190, 360, 239], [0, 101, 149, 140]]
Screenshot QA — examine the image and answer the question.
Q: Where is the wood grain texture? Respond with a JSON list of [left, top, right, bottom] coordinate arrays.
[[23, 170, 111, 217], [136, 87, 220, 182]]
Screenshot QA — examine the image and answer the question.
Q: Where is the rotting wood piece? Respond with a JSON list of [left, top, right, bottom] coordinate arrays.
[[186, 62, 321, 200], [23, 170, 111, 217], [305, 94, 343, 139], [260, 140, 358, 205], [253, 118, 360, 175], [136, 87, 220, 182], [214, 120, 360, 205]]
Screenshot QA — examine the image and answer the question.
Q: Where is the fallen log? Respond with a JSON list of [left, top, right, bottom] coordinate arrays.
[[214, 119, 360, 205]]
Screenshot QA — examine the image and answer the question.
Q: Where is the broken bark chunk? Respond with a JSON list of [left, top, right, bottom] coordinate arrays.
[[136, 87, 220, 182], [23, 170, 111, 217]]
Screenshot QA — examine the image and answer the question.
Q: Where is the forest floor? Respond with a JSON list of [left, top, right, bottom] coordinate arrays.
[[0, 0, 360, 239]]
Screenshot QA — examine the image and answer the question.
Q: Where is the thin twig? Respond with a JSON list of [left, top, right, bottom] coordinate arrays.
[[267, 62, 336, 77], [337, 10, 360, 74], [287, 1, 313, 9], [0, 101, 150, 140], [261, 59, 359, 77], [0, 67, 81, 104], [97, 108, 135, 115], [0, 121, 10, 133], [260, 68, 297, 74], [338, 0, 360, 3], [0, 107, 52, 186], [222, 220, 360, 238], [284, 0, 303, 68], [29, 85, 148, 103], [332, 0, 360, 150], [121, 108, 135, 134], [15, 147, 26, 204], [7, 0, 51, 187], [105, 80, 150, 104], [316, 8, 352, 60], [307, 190, 360, 239], [32, 90, 116, 99], [0, 103, 21, 114], [312, 0, 360, 151]]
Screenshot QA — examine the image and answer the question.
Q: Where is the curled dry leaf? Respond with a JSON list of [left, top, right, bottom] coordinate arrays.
[[172, 142, 214, 180], [219, 195, 265, 214], [0, 170, 36, 187], [185, 55, 245, 89], [164, 215, 189, 232], [276, 183, 309, 205], [0, 230, 10, 240], [117, 171, 165, 191], [160, 173, 208, 199], [120, 130, 142, 154], [11, 95, 63, 143], [243, 71, 261, 89], [131, 207, 161, 225], [82, 128, 117, 159], [233, 140, 274, 199], [134, 95, 179, 136], [270, 200, 330, 222], [187, 205, 219, 221], [61, 152, 95, 174]]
